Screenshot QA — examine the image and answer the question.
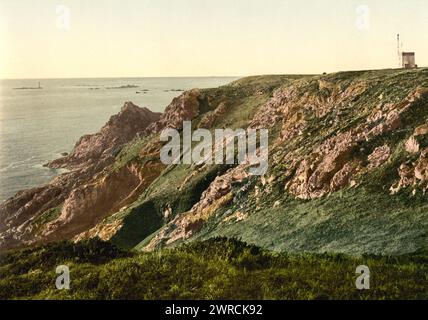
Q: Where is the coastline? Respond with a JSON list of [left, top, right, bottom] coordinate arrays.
[[0, 77, 237, 202]]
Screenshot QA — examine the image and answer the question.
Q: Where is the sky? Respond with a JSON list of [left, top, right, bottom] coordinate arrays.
[[0, 0, 427, 79]]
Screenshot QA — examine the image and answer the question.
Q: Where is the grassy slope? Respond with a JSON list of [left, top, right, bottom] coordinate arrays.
[[194, 186, 428, 255], [108, 75, 309, 249], [0, 238, 426, 300], [162, 68, 428, 255], [23, 69, 425, 256], [2, 71, 428, 300]]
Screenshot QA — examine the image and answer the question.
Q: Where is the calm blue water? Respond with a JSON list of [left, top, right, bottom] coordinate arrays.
[[0, 77, 237, 202]]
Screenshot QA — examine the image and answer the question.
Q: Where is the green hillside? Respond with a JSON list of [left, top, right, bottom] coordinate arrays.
[[108, 68, 428, 254], [1, 69, 428, 299], [0, 238, 426, 300]]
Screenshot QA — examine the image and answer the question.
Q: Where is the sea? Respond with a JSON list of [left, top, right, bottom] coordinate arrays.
[[0, 77, 237, 203]]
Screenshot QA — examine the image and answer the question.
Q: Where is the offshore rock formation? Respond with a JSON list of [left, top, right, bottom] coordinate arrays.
[[1, 69, 428, 255]]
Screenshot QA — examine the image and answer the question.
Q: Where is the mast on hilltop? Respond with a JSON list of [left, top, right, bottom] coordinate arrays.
[[397, 34, 401, 68]]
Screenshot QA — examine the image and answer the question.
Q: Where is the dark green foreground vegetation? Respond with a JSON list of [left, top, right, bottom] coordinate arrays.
[[0, 238, 426, 300]]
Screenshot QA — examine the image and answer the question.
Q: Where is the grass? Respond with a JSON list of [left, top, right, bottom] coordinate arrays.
[[160, 68, 428, 256], [104, 73, 301, 249], [32, 205, 64, 231], [103, 68, 428, 254], [3, 69, 428, 300], [0, 238, 426, 300], [193, 184, 428, 255]]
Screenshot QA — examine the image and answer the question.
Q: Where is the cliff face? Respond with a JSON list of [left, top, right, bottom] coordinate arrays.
[[142, 70, 428, 254], [0, 102, 161, 250], [1, 69, 428, 255], [48, 102, 161, 170]]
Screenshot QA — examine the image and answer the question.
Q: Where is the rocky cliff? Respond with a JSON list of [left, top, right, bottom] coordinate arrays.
[[0, 102, 161, 250], [1, 69, 428, 255]]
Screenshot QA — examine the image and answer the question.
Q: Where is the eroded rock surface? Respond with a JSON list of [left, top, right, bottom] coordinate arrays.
[[49, 102, 161, 170], [2, 71, 428, 253], [0, 102, 161, 250]]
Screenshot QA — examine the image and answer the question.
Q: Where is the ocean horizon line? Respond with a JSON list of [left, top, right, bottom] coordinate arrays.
[[0, 75, 241, 81], [4, 67, 428, 81]]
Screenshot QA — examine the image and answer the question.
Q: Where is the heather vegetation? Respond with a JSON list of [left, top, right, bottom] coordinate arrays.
[[1, 69, 428, 300], [0, 238, 426, 300]]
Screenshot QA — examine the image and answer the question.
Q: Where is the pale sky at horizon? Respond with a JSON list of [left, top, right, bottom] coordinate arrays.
[[0, 0, 427, 79]]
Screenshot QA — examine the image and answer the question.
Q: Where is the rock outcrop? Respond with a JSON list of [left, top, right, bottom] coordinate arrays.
[[368, 145, 391, 168], [146, 89, 201, 133], [283, 87, 427, 199], [198, 102, 228, 129], [1, 69, 428, 254], [48, 102, 161, 170], [0, 102, 161, 250], [0, 87, 210, 251], [142, 71, 428, 250]]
